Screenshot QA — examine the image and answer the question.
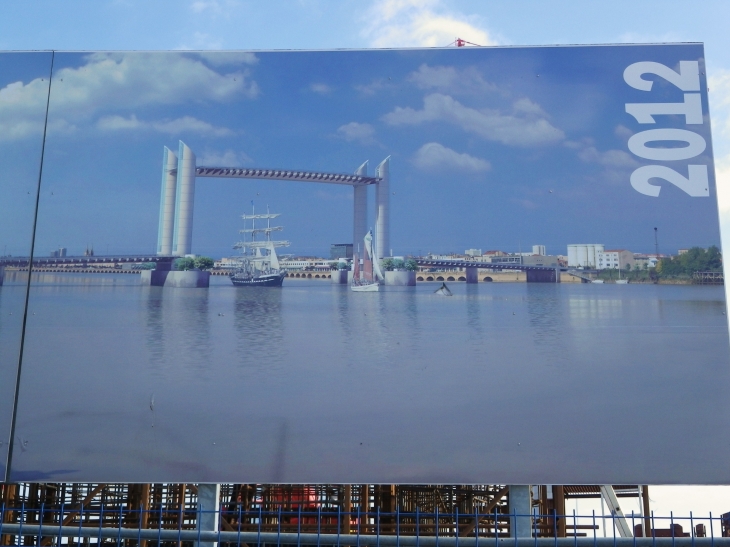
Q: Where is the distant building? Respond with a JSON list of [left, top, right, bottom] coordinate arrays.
[[280, 258, 332, 271], [678, 248, 689, 255], [596, 249, 635, 270], [490, 255, 522, 265], [522, 255, 559, 267], [567, 244, 604, 268], [532, 245, 546, 256], [483, 250, 507, 257], [50, 247, 67, 258], [633, 254, 660, 269], [330, 243, 353, 260], [465, 248, 482, 257]]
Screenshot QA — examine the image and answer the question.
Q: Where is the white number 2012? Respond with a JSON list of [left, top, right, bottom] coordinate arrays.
[[623, 60, 708, 197]]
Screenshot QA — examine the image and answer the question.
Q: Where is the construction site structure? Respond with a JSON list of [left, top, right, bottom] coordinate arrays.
[[0, 483, 671, 546]]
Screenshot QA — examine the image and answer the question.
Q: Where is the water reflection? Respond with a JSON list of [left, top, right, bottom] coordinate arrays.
[[144, 287, 165, 373], [525, 284, 570, 368], [568, 294, 624, 323], [233, 288, 286, 373], [143, 286, 212, 377]]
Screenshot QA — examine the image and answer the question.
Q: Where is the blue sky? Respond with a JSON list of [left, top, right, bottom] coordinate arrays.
[[0, 44, 720, 257], [1, 1, 729, 259], [2, 0, 730, 513]]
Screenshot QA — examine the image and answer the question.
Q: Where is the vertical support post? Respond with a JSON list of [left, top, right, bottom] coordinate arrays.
[[508, 485, 532, 538], [173, 141, 196, 257], [375, 157, 390, 260], [353, 162, 368, 251], [555, 266, 561, 283], [0, 266, 4, 286], [197, 484, 220, 547], [465, 266, 478, 284], [553, 485, 566, 538], [157, 146, 178, 256], [342, 485, 352, 535], [140, 484, 150, 547], [642, 485, 651, 537]]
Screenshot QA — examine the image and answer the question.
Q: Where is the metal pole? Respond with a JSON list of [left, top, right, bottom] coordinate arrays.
[[509, 486, 532, 538], [197, 484, 220, 547]]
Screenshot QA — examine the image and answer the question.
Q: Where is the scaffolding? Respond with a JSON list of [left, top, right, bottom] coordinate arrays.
[[0, 483, 659, 546]]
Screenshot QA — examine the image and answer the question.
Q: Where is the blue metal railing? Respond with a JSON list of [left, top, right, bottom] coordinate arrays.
[[1, 503, 729, 547]]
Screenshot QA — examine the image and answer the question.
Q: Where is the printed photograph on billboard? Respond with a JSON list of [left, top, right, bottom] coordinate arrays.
[[0, 51, 53, 479], [4, 44, 728, 483]]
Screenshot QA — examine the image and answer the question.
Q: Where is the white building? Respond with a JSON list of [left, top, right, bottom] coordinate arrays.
[[532, 245, 546, 256], [465, 248, 482, 257], [567, 244, 604, 268], [596, 249, 635, 270]]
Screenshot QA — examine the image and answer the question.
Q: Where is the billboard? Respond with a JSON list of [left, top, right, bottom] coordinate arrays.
[[1, 44, 728, 483]]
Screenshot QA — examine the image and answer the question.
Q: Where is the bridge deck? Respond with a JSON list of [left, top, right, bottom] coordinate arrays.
[[0, 255, 174, 267], [189, 167, 381, 186], [416, 259, 563, 271]]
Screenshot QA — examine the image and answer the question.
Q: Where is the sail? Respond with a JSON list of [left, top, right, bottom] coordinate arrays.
[[364, 230, 384, 281], [241, 213, 281, 220], [372, 250, 385, 281], [267, 242, 280, 269], [352, 251, 360, 282], [239, 226, 283, 234]]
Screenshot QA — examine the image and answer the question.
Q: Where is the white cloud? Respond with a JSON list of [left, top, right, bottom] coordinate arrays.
[[709, 69, 730, 158], [190, 0, 240, 16], [195, 52, 258, 66], [0, 52, 257, 141], [408, 63, 496, 94], [363, 0, 497, 48], [97, 115, 234, 137], [310, 83, 332, 94], [707, 70, 730, 251], [412, 142, 491, 173], [614, 124, 633, 140], [577, 145, 638, 169], [382, 93, 564, 147], [337, 122, 377, 145], [198, 148, 252, 166], [355, 79, 389, 96]]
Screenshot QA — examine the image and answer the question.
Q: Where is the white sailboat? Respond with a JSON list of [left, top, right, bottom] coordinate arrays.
[[351, 230, 382, 292]]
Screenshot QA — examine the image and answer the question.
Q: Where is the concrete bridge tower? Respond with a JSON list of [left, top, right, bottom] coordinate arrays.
[[156, 146, 178, 256], [375, 156, 390, 259], [173, 142, 196, 256], [353, 161, 368, 251]]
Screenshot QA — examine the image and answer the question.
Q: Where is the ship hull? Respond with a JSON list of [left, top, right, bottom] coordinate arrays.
[[351, 282, 379, 292], [230, 272, 286, 287]]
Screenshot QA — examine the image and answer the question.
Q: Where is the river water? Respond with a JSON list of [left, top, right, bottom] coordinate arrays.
[[3, 273, 730, 483]]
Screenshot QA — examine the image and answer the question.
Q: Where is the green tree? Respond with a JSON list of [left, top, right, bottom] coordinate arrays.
[[381, 258, 395, 271], [404, 258, 418, 271], [194, 256, 214, 270], [392, 258, 405, 270], [174, 257, 195, 271]]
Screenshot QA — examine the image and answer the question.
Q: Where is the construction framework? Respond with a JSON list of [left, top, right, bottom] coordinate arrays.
[[0, 483, 668, 546]]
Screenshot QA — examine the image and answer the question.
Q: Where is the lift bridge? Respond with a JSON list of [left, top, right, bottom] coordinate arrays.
[[157, 141, 391, 261]]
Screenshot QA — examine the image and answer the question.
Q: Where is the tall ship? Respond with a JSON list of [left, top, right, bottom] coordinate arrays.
[[230, 205, 290, 287]]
